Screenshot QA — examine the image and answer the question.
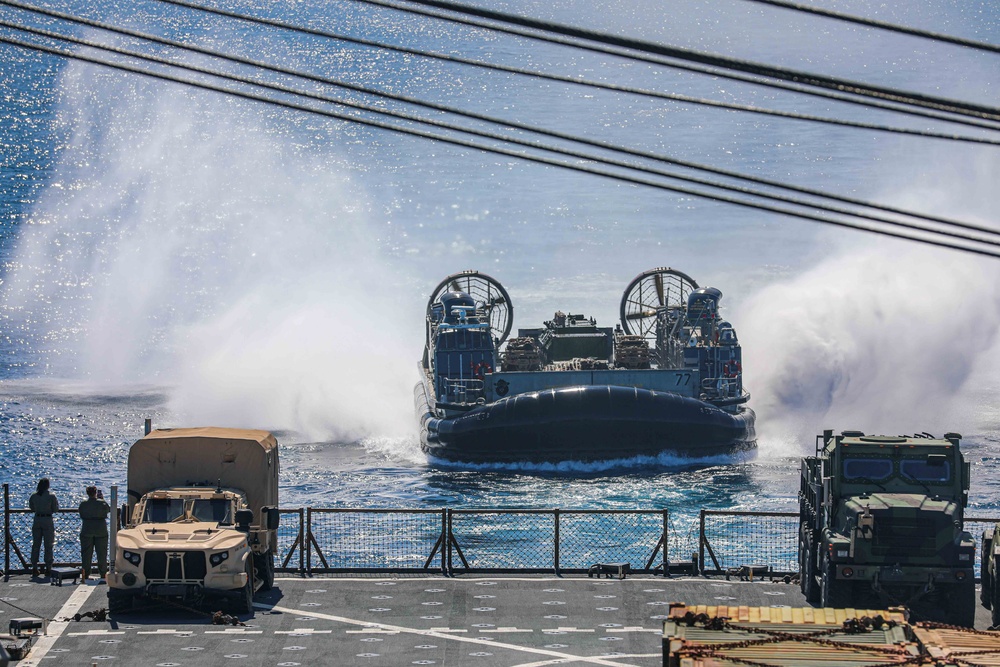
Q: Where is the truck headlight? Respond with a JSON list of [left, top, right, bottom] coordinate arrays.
[[210, 551, 230, 567], [836, 550, 849, 558], [122, 550, 142, 566], [958, 553, 971, 561]]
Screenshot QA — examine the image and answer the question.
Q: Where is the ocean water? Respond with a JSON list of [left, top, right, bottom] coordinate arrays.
[[1, 0, 999, 531]]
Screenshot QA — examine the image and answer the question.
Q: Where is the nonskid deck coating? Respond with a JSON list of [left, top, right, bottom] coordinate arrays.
[[1, 575, 994, 666]]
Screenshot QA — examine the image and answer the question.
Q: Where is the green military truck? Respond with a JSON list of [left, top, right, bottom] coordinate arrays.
[[981, 525, 1000, 628], [799, 429, 976, 627]]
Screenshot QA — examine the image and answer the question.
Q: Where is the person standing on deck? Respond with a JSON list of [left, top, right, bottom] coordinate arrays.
[[29, 478, 58, 577], [79, 486, 111, 580]]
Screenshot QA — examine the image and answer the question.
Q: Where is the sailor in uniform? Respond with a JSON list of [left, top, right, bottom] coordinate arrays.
[[29, 478, 59, 578], [79, 485, 111, 580]]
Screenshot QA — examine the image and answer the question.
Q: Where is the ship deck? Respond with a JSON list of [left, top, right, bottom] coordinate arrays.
[[2, 574, 994, 667]]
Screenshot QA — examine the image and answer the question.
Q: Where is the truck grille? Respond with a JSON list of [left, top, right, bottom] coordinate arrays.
[[143, 551, 208, 581], [873, 516, 940, 558]]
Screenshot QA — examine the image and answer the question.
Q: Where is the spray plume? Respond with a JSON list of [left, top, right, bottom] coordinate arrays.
[[1, 58, 420, 443]]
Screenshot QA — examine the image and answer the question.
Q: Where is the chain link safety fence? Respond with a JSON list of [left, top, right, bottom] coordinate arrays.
[[667, 513, 702, 573], [699, 510, 799, 576], [3, 485, 999, 579], [448, 510, 555, 572], [276, 508, 304, 573], [5, 509, 83, 570], [556, 510, 666, 572], [306, 509, 445, 572]]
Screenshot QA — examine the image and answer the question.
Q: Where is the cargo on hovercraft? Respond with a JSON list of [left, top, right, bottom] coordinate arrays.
[[415, 268, 756, 463]]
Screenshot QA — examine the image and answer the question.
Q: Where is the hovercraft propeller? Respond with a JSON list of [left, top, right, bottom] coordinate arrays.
[[619, 267, 699, 342], [427, 270, 513, 345]]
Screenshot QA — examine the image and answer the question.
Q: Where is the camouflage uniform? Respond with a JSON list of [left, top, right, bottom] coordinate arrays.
[[29, 490, 59, 573], [79, 496, 111, 578]]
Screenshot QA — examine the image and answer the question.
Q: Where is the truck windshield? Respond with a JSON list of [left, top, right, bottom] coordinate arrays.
[[901, 459, 951, 483], [143, 498, 233, 523], [191, 499, 233, 524], [842, 458, 893, 481], [143, 498, 185, 523]]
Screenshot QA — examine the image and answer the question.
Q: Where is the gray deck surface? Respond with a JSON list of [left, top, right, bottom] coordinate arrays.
[[1, 574, 993, 666]]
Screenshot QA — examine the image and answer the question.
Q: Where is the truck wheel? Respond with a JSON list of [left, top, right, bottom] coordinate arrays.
[[993, 578, 1000, 629], [982, 534, 993, 608], [256, 552, 275, 592], [234, 560, 254, 616], [821, 560, 852, 609], [948, 582, 976, 628], [799, 528, 819, 604]]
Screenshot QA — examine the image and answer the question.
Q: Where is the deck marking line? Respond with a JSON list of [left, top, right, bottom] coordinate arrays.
[[484, 627, 533, 633], [272, 576, 615, 583], [275, 629, 333, 634], [67, 630, 126, 636], [548, 627, 595, 633], [14, 581, 100, 667], [205, 629, 264, 634], [266, 604, 642, 667], [608, 627, 659, 633], [514, 654, 662, 667]]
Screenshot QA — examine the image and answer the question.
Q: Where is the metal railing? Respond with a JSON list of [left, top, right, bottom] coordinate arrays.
[[699, 510, 799, 577], [305, 508, 446, 573], [444, 509, 668, 575], [4, 484, 999, 580]]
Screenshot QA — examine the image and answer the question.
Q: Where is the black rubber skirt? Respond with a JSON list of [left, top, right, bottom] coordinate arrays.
[[416, 383, 756, 464]]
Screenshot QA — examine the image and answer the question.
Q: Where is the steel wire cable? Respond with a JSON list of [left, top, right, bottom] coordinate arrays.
[[2, 34, 999, 258], [4, 18, 1000, 251], [353, 0, 1000, 125], [147, 0, 1000, 133], [142, 0, 1000, 141], [0, 36, 1000, 258], [736, 0, 1000, 55], [3, 1, 997, 241], [382, 0, 1000, 119]]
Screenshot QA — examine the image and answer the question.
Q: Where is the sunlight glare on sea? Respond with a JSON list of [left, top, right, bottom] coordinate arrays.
[[0, 0, 998, 516]]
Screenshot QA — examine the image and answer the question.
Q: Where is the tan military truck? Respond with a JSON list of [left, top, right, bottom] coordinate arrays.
[[106, 427, 280, 614]]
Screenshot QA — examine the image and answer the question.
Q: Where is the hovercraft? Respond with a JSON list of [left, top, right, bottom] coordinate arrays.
[[415, 268, 756, 463]]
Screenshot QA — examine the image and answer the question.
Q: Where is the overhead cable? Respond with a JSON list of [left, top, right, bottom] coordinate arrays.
[[2, 1, 998, 242], [1, 33, 998, 260], [354, 0, 1000, 123], [150, 0, 1000, 132], [737, 0, 1000, 55], [133, 0, 1000, 143]]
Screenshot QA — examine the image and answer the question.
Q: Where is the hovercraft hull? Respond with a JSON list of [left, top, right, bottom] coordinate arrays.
[[416, 382, 756, 464]]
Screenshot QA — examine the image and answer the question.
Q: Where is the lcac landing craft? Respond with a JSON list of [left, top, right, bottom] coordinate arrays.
[[415, 268, 756, 464]]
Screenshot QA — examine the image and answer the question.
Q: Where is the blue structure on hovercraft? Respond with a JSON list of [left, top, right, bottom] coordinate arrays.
[[415, 268, 756, 463]]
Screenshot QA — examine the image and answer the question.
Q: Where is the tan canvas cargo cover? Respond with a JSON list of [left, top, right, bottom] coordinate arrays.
[[127, 427, 279, 517]]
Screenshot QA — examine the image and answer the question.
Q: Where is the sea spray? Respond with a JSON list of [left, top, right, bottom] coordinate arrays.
[[738, 244, 1000, 452], [0, 57, 422, 441], [736, 128, 1000, 454]]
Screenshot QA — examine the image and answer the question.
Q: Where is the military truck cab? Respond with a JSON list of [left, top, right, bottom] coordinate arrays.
[[799, 430, 975, 627], [107, 427, 280, 615], [137, 488, 242, 523]]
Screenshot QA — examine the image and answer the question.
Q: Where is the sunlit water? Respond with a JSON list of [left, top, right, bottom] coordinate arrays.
[[1, 0, 999, 528]]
